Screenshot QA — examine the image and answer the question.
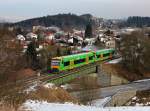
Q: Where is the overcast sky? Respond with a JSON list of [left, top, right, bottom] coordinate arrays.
[[0, 0, 150, 22]]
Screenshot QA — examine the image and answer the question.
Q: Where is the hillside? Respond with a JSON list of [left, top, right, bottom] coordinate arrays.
[[14, 14, 95, 29]]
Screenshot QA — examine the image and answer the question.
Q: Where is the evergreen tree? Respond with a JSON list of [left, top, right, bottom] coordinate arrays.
[[127, 16, 150, 27], [56, 47, 61, 56], [26, 41, 38, 69], [85, 23, 93, 38]]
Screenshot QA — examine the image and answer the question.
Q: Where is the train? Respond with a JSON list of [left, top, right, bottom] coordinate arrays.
[[49, 48, 115, 72]]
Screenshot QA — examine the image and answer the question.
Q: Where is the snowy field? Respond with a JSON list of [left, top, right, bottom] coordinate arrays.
[[21, 100, 150, 111]]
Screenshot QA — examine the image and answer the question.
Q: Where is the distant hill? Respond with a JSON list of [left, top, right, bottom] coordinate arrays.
[[0, 17, 9, 23], [127, 16, 150, 27], [14, 13, 95, 29]]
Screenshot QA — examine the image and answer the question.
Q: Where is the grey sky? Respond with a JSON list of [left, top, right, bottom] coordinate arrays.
[[0, 0, 150, 22]]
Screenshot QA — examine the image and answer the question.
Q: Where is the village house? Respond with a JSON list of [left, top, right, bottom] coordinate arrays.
[[105, 39, 116, 49], [45, 32, 55, 41], [26, 32, 38, 40], [17, 34, 25, 41]]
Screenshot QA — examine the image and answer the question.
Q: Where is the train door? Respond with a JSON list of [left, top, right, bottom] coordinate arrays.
[[70, 60, 74, 69], [101, 54, 103, 60], [110, 53, 112, 59], [86, 56, 89, 64]]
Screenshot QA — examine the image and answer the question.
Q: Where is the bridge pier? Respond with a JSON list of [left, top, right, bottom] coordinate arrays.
[[96, 64, 111, 87]]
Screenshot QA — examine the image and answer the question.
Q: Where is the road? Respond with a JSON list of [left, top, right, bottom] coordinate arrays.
[[100, 79, 150, 98]]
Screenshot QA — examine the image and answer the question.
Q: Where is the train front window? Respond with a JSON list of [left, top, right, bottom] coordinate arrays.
[[51, 60, 60, 66]]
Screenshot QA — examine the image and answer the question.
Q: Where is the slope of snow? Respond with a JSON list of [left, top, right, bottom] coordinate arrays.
[[21, 100, 150, 111], [44, 83, 58, 90], [60, 84, 72, 90], [24, 82, 38, 94], [44, 83, 55, 89]]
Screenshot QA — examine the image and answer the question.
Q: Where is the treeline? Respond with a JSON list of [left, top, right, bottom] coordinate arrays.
[[14, 13, 93, 29], [127, 16, 150, 27]]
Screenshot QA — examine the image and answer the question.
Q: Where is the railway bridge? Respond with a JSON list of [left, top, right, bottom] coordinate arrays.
[[45, 61, 108, 86]]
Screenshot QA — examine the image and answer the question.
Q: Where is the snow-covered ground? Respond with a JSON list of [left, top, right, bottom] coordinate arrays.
[[127, 95, 150, 106], [133, 79, 150, 83], [60, 84, 72, 90], [44, 83, 55, 88], [107, 58, 122, 64], [21, 100, 150, 111], [24, 82, 38, 94], [89, 97, 111, 107]]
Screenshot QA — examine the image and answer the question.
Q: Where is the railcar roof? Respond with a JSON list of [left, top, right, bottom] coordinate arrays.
[[52, 52, 93, 60], [96, 48, 115, 53], [52, 49, 115, 60]]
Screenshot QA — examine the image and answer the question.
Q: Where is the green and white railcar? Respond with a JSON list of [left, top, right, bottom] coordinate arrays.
[[51, 52, 95, 72], [50, 48, 115, 72]]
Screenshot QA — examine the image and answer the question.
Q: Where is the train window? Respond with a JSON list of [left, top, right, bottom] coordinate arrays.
[[74, 58, 86, 64], [80, 58, 85, 63], [74, 60, 80, 64], [97, 55, 100, 58], [64, 61, 70, 66], [89, 56, 93, 60], [103, 53, 110, 57]]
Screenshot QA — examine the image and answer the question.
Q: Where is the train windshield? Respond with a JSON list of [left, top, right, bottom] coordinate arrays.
[[51, 60, 60, 66]]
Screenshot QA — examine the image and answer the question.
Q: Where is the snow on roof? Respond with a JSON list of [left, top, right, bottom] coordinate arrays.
[[26, 33, 38, 39], [74, 36, 83, 41], [85, 38, 96, 42], [21, 100, 150, 111], [82, 45, 99, 51], [68, 38, 73, 43], [17, 34, 25, 41]]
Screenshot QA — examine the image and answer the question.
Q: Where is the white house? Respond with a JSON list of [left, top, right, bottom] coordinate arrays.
[[45, 33, 55, 40], [26, 33, 38, 39], [84, 38, 96, 45], [16, 34, 25, 41], [105, 39, 116, 48]]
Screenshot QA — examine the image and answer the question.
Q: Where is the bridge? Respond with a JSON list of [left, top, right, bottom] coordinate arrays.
[[44, 61, 102, 85], [42, 57, 123, 86], [0, 58, 115, 98]]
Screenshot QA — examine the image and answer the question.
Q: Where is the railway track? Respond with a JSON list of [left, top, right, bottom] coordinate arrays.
[[0, 63, 97, 95], [0, 57, 118, 97]]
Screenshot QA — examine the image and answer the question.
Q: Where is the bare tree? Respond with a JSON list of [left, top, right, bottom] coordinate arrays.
[[0, 28, 25, 84], [120, 31, 150, 75]]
